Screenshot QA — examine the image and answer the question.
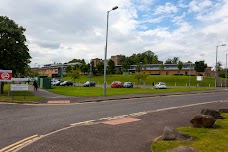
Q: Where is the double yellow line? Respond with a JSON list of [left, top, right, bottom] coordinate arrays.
[[0, 135, 39, 152]]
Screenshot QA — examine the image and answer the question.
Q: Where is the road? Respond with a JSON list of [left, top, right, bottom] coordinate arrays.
[[0, 91, 228, 150]]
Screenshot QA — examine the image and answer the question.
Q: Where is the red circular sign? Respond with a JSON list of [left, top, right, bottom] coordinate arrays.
[[1, 72, 10, 80]]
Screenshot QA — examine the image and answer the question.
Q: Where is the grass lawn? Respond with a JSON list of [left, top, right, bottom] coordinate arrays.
[[0, 84, 43, 103], [47, 86, 213, 96], [62, 75, 216, 87], [152, 113, 228, 152]]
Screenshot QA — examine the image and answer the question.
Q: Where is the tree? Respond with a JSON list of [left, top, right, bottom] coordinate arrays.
[[159, 63, 165, 75], [96, 61, 104, 75], [0, 16, 31, 94], [194, 61, 207, 75], [216, 61, 223, 72], [134, 73, 148, 88], [165, 58, 172, 64], [165, 57, 179, 64], [177, 61, 183, 75], [65, 65, 72, 73], [108, 59, 115, 74], [67, 69, 80, 85]]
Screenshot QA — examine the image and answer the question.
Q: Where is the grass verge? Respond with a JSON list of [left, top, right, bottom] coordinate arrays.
[[0, 84, 43, 103], [152, 113, 228, 152], [47, 86, 213, 96]]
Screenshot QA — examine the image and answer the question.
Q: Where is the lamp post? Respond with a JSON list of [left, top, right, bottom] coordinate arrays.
[[226, 54, 228, 87], [215, 44, 226, 87], [188, 63, 191, 87], [104, 6, 118, 96], [90, 62, 92, 82]]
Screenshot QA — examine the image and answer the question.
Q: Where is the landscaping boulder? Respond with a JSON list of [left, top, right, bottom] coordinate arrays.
[[167, 146, 197, 152], [218, 109, 228, 113], [190, 114, 215, 128], [201, 109, 223, 119], [162, 127, 193, 141], [163, 126, 176, 140]]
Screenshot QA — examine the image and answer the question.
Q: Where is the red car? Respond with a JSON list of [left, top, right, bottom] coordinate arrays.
[[111, 81, 123, 88]]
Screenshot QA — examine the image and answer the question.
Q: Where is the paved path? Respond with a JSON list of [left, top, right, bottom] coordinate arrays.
[[19, 101, 228, 152]]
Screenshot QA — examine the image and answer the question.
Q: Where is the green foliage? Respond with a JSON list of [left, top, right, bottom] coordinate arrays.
[[65, 65, 72, 73], [159, 63, 165, 74], [67, 69, 80, 83], [134, 73, 149, 87], [108, 59, 115, 74], [68, 59, 86, 64], [47, 86, 212, 97], [0, 16, 31, 76], [194, 61, 207, 74], [177, 61, 183, 72], [216, 61, 223, 71], [118, 50, 159, 66], [96, 62, 104, 75], [165, 57, 179, 64], [0, 84, 43, 102], [152, 113, 228, 152]]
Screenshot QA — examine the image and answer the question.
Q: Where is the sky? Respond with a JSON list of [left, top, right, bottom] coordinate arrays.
[[1, 0, 228, 68]]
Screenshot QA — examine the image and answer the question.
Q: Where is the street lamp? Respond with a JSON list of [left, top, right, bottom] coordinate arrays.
[[188, 63, 191, 87], [215, 44, 226, 87], [226, 54, 228, 87], [104, 6, 118, 96]]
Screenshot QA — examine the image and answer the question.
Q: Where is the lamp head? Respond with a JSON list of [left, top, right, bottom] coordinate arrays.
[[221, 44, 226, 46], [112, 6, 118, 10]]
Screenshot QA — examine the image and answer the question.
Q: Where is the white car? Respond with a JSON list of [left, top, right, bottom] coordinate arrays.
[[155, 82, 167, 89]]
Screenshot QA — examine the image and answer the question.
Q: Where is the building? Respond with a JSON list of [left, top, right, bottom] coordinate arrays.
[[91, 58, 103, 66], [32, 62, 81, 78], [111, 55, 124, 65], [128, 63, 214, 77]]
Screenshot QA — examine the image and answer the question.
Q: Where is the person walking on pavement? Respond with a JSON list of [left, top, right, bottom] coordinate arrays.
[[33, 81, 38, 91]]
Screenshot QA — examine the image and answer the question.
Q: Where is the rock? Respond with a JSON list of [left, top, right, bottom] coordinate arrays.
[[190, 114, 215, 128], [162, 127, 193, 141], [163, 126, 176, 140], [218, 109, 228, 113], [201, 109, 224, 119], [167, 146, 197, 152]]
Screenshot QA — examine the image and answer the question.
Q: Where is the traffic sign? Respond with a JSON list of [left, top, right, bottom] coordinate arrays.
[[214, 75, 218, 79], [0, 70, 12, 82]]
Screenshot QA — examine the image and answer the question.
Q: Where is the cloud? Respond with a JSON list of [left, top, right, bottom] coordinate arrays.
[[0, 0, 227, 68], [154, 2, 178, 15]]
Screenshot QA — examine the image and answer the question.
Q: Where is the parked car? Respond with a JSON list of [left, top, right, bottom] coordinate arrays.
[[83, 81, 96, 87], [123, 82, 133, 88], [52, 80, 62, 86], [154, 82, 167, 89], [111, 81, 123, 88], [60, 81, 73, 86]]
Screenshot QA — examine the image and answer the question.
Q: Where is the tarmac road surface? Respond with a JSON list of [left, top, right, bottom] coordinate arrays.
[[0, 90, 228, 152]]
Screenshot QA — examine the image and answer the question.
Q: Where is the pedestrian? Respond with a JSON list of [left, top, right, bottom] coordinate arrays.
[[152, 82, 155, 86], [33, 81, 38, 91]]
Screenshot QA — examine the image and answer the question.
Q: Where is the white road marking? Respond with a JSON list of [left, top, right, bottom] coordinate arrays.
[[7, 100, 228, 152]]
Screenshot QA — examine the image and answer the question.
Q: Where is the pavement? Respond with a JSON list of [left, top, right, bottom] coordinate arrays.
[[1, 86, 222, 151], [29, 85, 228, 104]]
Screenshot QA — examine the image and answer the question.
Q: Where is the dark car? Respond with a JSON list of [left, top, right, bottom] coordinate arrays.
[[111, 81, 123, 88], [60, 81, 73, 86], [123, 82, 133, 88], [83, 81, 96, 87]]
